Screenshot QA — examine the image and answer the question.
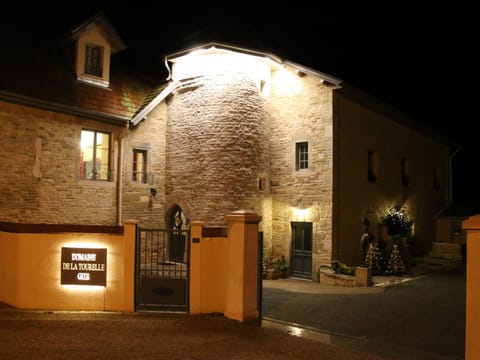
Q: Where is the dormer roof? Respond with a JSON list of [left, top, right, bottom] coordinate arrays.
[[70, 10, 126, 53]]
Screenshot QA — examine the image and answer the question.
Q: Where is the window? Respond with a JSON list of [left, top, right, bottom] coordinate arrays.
[[85, 45, 103, 77], [296, 142, 308, 170], [433, 167, 441, 191], [133, 149, 147, 183], [80, 129, 111, 180], [367, 150, 378, 183], [258, 177, 266, 191], [401, 158, 410, 186]]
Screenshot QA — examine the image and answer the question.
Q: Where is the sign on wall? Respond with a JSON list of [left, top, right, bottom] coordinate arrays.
[[61, 247, 107, 286]]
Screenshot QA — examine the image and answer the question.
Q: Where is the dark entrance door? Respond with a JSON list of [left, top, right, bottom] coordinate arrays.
[[291, 222, 312, 278]]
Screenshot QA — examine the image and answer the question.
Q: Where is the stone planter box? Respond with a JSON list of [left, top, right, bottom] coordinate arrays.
[[320, 269, 356, 286], [319, 267, 373, 287]]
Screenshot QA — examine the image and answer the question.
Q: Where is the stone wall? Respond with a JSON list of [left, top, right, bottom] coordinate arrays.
[[0, 101, 120, 225], [165, 73, 270, 226], [122, 103, 168, 227], [268, 68, 335, 275]]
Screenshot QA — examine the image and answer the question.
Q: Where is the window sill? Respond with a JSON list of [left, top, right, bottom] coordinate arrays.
[[77, 75, 110, 89]]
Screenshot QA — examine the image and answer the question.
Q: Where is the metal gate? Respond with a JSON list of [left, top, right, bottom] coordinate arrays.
[[135, 228, 190, 312]]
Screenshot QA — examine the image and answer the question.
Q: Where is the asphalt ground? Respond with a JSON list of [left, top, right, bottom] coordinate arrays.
[[262, 263, 466, 360], [0, 261, 465, 360]]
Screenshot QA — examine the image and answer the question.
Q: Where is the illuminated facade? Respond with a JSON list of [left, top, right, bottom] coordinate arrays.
[[0, 14, 456, 279]]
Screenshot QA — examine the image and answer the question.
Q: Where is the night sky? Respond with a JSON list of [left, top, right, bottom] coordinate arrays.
[[2, 3, 476, 203]]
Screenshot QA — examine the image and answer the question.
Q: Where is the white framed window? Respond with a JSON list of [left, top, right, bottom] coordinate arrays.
[[132, 149, 147, 183], [85, 45, 103, 77], [80, 129, 111, 181], [296, 142, 308, 170]]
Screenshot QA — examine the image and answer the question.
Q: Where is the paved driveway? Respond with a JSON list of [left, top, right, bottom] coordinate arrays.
[[262, 266, 466, 360]]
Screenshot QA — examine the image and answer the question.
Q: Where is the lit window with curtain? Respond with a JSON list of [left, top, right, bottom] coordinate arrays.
[[132, 149, 147, 183], [80, 129, 111, 180]]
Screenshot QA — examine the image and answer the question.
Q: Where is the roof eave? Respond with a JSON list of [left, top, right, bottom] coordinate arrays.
[[165, 41, 343, 86], [0, 90, 130, 126], [131, 82, 176, 127]]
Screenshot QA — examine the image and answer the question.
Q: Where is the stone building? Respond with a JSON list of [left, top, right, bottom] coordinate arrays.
[[0, 13, 456, 280]]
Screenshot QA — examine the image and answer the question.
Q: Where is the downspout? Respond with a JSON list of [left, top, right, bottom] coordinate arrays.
[[332, 88, 340, 263], [448, 145, 461, 204], [117, 136, 124, 226], [165, 57, 173, 81]]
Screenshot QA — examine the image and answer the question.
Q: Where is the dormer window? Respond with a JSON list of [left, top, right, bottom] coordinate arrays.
[[70, 12, 127, 89], [85, 45, 103, 77]]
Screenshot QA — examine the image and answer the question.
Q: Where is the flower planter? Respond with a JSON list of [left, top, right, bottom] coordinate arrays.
[[355, 266, 373, 286], [265, 268, 281, 280]]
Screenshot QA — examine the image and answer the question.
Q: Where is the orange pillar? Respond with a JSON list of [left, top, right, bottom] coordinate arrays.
[[189, 221, 203, 314], [121, 219, 137, 312], [463, 214, 480, 360], [224, 210, 261, 322]]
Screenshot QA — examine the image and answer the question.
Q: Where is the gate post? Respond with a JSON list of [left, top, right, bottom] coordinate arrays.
[[463, 214, 480, 360], [224, 210, 262, 322], [189, 221, 203, 314]]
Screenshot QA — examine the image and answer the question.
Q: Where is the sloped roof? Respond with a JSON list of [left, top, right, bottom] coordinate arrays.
[[437, 202, 480, 219], [131, 41, 343, 126], [0, 13, 155, 126], [165, 41, 343, 86], [338, 83, 458, 150]]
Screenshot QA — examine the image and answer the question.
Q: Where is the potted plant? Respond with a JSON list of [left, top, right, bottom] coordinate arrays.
[[263, 256, 280, 280], [274, 255, 289, 278]]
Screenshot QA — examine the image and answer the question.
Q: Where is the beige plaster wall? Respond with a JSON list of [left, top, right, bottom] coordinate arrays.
[[0, 221, 136, 312], [335, 93, 450, 265]]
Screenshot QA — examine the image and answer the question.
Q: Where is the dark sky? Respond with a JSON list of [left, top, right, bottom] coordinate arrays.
[[2, 3, 476, 203]]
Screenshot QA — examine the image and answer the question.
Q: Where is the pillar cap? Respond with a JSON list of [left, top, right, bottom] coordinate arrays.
[[225, 209, 262, 223], [124, 219, 138, 225], [190, 221, 204, 226], [463, 214, 480, 230]]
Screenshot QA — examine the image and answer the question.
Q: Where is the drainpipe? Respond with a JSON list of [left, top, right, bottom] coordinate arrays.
[[117, 136, 124, 226], [448, 145, 461, 204]]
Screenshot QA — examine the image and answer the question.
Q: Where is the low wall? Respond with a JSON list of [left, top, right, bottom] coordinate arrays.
[[190, 210, 261, 322], [0, 221, 136, 312]]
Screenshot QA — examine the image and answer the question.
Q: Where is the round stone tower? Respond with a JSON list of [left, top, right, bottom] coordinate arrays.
[[165, 47, 271, 225]]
